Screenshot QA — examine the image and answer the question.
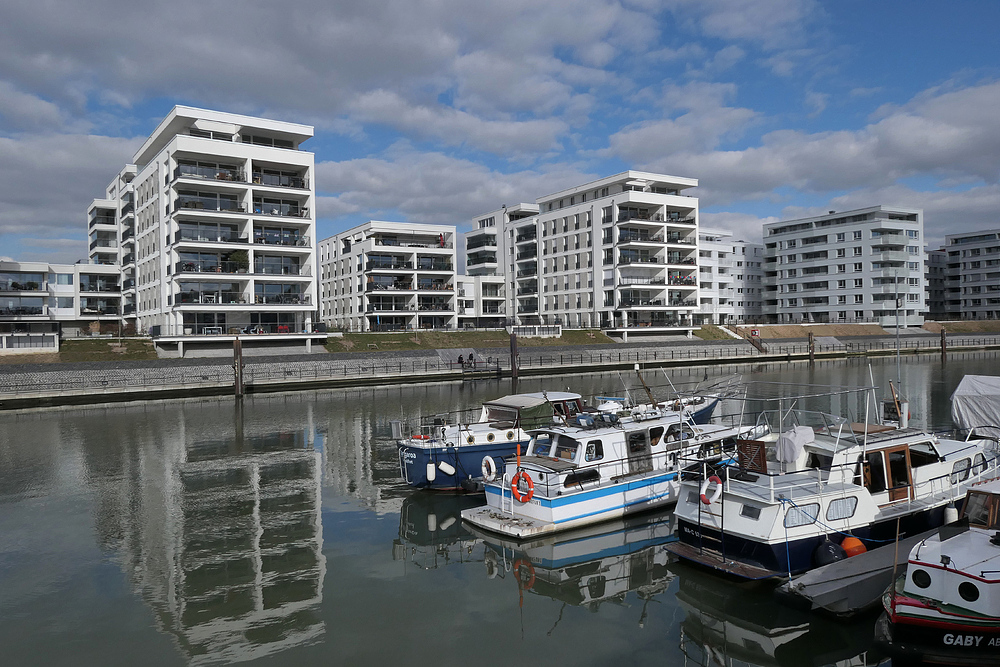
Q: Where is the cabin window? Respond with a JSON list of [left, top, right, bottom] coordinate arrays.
[[649, 426, 664, 447], [565, 468, 600, 487], [972, 453, 987, 476], [951, 458, 971, 484], [863, 452, 887, 493], [585, 440, 604, 462], [554, 439, 580, 461], [687, 492, 698, 504], [627, 431, 647, 453], [806, 453, 833, 471], [964, 491, 995, 528], [909, 445, 939, 467], [530, 433, 553, 457], [826, 497, 858, 521], [740, 505, 761, 520], [784, 503, 819, 528], [887, 450, 910, 490]]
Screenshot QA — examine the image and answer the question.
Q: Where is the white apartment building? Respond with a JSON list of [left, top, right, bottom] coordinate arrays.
[[318, 221, 457, 331], [696, 229, 765, 325], [502, 171, 701, 338], [762, 206, 925, 326], [0, 259, 124, 352], [89, 106, 317, 336], [939, 229, 1000, 320]]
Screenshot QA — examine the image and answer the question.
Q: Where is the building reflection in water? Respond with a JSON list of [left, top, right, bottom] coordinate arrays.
[[129, 399, 325, 665]]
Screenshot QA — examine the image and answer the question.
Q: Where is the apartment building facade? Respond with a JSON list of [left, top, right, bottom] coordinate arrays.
[[503, 171, 701, 337], [696, 229, 765, 324], [762, 206, 925, 326], [318, 221, 457, 331], [938, 229, 1000, 320], [0, 259, 124, 352], [89, 106, 317, 336]]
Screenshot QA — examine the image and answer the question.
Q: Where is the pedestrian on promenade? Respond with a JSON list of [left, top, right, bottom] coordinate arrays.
[[457, 354, 464, 368]]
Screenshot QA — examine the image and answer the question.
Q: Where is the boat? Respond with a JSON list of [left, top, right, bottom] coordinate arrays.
[[876, 479, 1000, 665], [461, 407, 754, 539], [394, 391, 585, 491], [474, 509, 677, 618], [667, 383, 1000, 580]]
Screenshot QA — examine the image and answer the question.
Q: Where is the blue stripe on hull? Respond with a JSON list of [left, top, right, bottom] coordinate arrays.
[[676, 503, 948, 576]]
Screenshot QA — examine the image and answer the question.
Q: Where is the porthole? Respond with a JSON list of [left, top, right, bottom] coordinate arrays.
[[506, 431, 515, 440], [487, 433, 495, 442], [911, 569, 931, 589], [467, 435, 475, 444], [959, 581, 980, 602]]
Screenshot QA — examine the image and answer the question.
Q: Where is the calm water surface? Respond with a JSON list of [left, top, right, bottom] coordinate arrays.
[[2, 352, 998, 666]]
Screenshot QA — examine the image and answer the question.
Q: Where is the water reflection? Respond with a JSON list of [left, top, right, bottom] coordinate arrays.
[[673, 561, 885, 667], [477, 511, 677, 625], [124, 401, 325, 665], [392, 493, 485, 570]]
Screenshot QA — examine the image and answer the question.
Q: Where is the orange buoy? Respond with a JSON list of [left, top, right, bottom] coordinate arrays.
[[841, 536, 866, 557]]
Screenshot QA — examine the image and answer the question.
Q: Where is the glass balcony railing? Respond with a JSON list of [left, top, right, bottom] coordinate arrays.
[[252, 172, 308, 189], [175, 164, 245, 182], [176, 195, 244, 213], [253, 293, 310, 305]]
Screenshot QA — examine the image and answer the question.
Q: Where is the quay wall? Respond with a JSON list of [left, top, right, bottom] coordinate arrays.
[[2, 335, 999, 410]]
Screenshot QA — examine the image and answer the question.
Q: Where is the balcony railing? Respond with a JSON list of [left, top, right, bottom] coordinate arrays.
[[417, 303, 452, 311], [374, 238, 453, 249], [80, 306, 119, 315], [120, 202, 134, 217], [254, 294, 311, 305], [619, 256, 661, 265], [515, 232, 537, 243], [176, 260, 244, 274], [416, 262, 453, 271], [517, 287, 537, 296], [252, 202, 309, 218], [366, 303, 411, 312], [79, 283, 120, 292], [89, 239, 118, 250], [175, 164, 245, 183], [367, 261, 413, 271], [366, 282, 413, 292], [516, 249, 537, 260], [178, 291, 248, 304], [467, 254, 497, 266], [516, 269, 537, 278], [177, 195, 245, 213], [416, 283, 453, 291], [89, 215, 116, 228], [466, 237, 497, 250], [176, 232, 251, 244], [619, 299, 664, 307], [253, 264, 309, 276], [252, 172, 308, 189], [0, 281, 43, 291], [0, 306, 44, 316]]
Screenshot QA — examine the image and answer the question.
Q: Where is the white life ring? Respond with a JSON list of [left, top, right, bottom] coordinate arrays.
[[699, 475, 723, 505], [481, 455, 498, 482]]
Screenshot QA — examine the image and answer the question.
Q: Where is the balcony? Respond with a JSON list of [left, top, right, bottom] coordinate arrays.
[[121, 253, 135, 265], [516, 248, 537, 260], [252, 201, 309, 218], [89, 239, 118, 251], [664, 234, 695, 245], [466, 237, 497, 251], [515, 231, 537, 244], [0, 280, 43, 291], [517, 286, 537, 296], [374, 237, 453, 249], [178, 291, 248, 305], [620, 276, 667, 286], [120, 202, 134, 217], [875, 251, 909, 262], [871, 233, 907, 246], [175, 164, 245, 183], [252, 171, 308, 189], [366, 261, 413, 271], [177, 195, 245, 213], [1, 306, 45, 316], [516, 268, 537, 278], [176, 260, 244, 274], [79, 282, 120, 293], [416, 261, 453, 271], [366, 302, 411, 313], [416, 282, 453, 291], [366, 281, 413, 292], [89, 215, 116, 228], [176, 232, 252, 245], [467, 254, 497, 266], [618, 231, 663, 244], [619, 299, 664, 308], [417, 302, 452, 312], [253, 264, 309, 276], [619, 256, 661, 266], [254, 293, 311, 305]]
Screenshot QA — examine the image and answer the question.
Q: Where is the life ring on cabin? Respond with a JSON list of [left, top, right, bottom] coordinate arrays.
[[511, 470, 534, 502], [413, 434, 430, 440], [699, 475, 723, 505], [482, 455, 498, 482], [513, 558, 536, 589]]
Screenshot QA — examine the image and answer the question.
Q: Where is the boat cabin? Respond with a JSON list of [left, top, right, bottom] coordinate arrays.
[[962, 480, 1000, 529]]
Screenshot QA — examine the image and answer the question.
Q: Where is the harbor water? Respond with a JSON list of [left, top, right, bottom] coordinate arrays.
[[1, 352, 997, 666]]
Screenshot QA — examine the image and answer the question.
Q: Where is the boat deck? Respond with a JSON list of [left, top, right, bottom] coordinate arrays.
[[461, 506, 560, 540], [665, 540, 782, 580]]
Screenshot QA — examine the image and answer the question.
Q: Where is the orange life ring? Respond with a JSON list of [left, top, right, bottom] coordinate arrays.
[[699, 475, 723, 505], [511, 470, 534, 502], [513, 558, 536, 589], [413, 434, 430, 440]]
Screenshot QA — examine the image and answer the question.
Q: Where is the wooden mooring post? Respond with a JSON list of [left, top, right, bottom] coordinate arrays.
[[941, 329, 947, 360], [234, 337, 244, 398], [808, 332, 815, 362], [509, 331, 519, 393]]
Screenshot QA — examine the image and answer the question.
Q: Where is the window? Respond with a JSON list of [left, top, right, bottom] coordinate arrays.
[[853, 246, 863, 256], [853, 263, 863, 272], [951, 458, 972, 484], [836, 248, 846, 258], [853, 230, 863, 240], [826, 497, 858, 521], [784, 503, 819, 528], [837, 280, 846, 288], [854, 278, 863, 288], [855, 310, 864, 318], [854, 294, 864, 304], [907, 230, 920, 238], [836, 232, 845, 242], [530, 433, 553, 457], [838, 264, 846, 273], [740, 505, 761, 520], [56, 274, 73, 285], [838, 295, 846, 304]]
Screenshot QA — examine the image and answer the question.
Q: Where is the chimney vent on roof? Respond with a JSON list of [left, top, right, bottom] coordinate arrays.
[[829, 210, 835, 214]]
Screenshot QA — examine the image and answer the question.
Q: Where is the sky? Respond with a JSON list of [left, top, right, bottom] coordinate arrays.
[[2, 0, 1000, 263]]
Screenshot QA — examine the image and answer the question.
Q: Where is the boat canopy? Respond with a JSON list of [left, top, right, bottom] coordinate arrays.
[[482, 392, 582, 428], [951, 375, 1000, 437]]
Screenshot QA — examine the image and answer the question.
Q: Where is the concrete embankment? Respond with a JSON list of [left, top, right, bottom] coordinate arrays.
[[2, 334, 999, 410]]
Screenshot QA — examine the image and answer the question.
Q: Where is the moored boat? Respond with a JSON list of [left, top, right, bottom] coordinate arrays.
[[461, 408, 754, 539], [667, 384, 1000, 580], [876, 479, 1000, 665], [395, 391, 584, 490]]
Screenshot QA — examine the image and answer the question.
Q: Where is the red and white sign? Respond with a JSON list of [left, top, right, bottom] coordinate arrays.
[[751, 329, 760, 337]]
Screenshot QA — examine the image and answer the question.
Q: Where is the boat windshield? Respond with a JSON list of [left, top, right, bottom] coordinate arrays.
[[530, 433, 554, 457], [963, 490, 1000, 529]]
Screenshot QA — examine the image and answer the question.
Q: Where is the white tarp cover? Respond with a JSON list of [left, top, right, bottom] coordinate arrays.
[[776, 425, 814, 463], [951, 375, 1000, 435]]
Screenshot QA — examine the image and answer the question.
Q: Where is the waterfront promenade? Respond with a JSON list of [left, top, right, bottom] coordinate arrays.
[[1, 332, 998, 410]]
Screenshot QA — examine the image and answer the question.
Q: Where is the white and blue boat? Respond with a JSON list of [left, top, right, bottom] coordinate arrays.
[[395, 391, 585, 491], [461, 409, 752, 539]]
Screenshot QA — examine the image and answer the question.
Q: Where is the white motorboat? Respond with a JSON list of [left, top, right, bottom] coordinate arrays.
[[876, 479, 1000, 665], [461, 407, 753, 539], [668, 390, 1000, 580]]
